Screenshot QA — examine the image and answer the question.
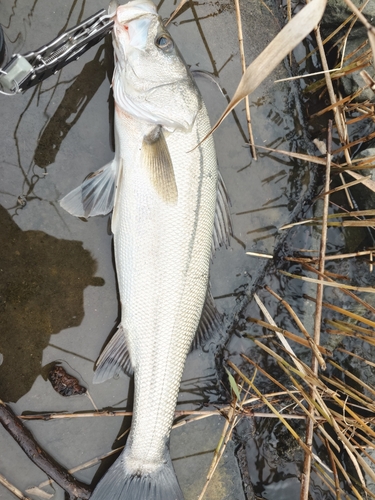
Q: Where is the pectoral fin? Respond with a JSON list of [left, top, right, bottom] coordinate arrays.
[[141, 126, 178, 204], [60, 159, 118, 218]]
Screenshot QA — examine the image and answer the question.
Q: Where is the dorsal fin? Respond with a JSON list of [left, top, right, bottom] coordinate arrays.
[[191, 287, 222, 350], [212, 170, 233, 253], [141, 126, 178, 204]]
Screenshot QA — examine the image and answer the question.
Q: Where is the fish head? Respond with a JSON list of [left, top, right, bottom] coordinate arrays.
[[111, 0, 201, 131]]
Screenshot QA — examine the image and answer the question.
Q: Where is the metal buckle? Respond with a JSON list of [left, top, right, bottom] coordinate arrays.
[[0, 56, 31, 95], [0, 10, 113, 94]]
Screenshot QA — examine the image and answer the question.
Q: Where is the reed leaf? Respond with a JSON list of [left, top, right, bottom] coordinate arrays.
[[202, 0, 327, 140]]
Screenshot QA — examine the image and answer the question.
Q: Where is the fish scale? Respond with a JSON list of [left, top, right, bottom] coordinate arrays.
[[116, 105, 217, 468], [59, 1, 226, 498]]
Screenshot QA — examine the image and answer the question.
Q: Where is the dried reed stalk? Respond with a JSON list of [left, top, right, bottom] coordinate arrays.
[[264, 285, 326, 369], [0, 473, 31, 500], [301, 262, 375, 315], [300, 121, 332, 500], [233, 0, 257, 159]]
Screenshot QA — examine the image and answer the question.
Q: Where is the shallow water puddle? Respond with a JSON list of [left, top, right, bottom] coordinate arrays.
[[0, 0, 315, 498]]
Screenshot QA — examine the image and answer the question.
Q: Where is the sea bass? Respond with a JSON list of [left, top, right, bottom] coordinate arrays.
[[60, 0, 231, 498]]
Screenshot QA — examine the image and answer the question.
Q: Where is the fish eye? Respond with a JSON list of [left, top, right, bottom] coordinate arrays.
[[155, 34, 173, 51]]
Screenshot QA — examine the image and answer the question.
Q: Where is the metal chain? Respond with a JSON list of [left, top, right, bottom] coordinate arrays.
[[0, 10, 113, 95]]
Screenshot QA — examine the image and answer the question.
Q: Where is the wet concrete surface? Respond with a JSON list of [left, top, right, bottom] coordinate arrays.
[[0, 0, 320, 498]]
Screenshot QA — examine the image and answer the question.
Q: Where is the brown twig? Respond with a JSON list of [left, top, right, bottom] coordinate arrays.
[[17, 405, 289, 421], [0, 400, 91, 500], [19, 411, 133, 421]]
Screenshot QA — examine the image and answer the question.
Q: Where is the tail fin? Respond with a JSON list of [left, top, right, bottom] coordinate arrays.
[[91, 449, 184, 500]]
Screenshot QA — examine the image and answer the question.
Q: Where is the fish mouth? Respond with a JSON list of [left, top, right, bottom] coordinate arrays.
[[109, 0, 160, 56], [110, 0, 157, 28], [111, 7, 156, 54]]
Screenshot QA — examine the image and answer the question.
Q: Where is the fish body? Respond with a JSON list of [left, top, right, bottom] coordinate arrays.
[[60, 1, 231, 498]]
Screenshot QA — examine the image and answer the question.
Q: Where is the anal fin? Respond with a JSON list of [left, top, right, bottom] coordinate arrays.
[[93, 325, 133, 384]]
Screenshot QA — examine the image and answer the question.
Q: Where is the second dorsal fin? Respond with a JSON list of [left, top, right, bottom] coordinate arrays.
[[192, 287, 222, 350], [212, 171, 232, 252]]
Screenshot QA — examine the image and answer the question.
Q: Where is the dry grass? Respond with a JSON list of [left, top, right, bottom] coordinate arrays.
[[219, 1, 375, 498]]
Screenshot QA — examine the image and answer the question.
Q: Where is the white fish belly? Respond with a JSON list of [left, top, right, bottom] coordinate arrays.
[[113, 104, 217, 470]]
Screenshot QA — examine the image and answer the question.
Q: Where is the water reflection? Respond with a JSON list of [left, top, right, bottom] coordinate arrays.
[[0, 205, 104, 403]]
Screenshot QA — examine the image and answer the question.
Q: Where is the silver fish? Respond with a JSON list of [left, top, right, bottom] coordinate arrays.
[[60, 0, 231, 498]]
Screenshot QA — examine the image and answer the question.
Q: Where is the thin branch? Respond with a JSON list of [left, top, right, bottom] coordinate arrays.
[[0, 401, 91, 500]]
